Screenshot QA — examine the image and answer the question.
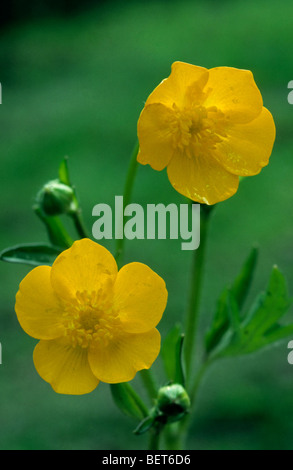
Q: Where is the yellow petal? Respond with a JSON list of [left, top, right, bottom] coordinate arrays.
[[167, 150, 239, 205], [145, 61, 209, 109], [51, 239, 118, 301], [204, 67, 263, 124], [214, 107, 276, 176], [137, 103, 176, 170], [88, 329, 161, 383], [15, 266, 65, 340], [113, 262, 168, 333], [33, 338, 99, 395]]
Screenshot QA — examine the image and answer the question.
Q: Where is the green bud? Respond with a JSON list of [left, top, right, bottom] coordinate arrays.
[[36, 180, 76, 217], [156, 384, 190, 424]]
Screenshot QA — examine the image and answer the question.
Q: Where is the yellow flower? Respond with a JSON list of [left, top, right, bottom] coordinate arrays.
[[137, 61, 276, 205], [15, 239, 168, 395]]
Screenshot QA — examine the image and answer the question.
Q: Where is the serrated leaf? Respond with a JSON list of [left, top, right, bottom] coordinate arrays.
[[0, 243, 63, 267], [205, 288, 230, 354], [242, 266, 291, 335], [110, 383, 148, 421], [161, 324, 185, 386], [216, 266, 293, 358], [205, 246, 258, 355], [232, 245, 258, 309]]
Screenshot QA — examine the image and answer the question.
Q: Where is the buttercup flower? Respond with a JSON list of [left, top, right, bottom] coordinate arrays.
[[137, 61, 276, 205], [15, 239, 168, 395]]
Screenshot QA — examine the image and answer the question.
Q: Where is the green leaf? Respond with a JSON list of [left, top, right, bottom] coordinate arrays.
[[174, 333, 185, 386], [161, 324, 180, 379], [262, 323, 293, 346], [110, 383, 148, 421], [232, 245, 258, 309], [0, 243, 63, 267], [227, 289, 241, 333], [241, 266, 290, 336], [58, 156, 71, 186], [133, 415, 155, 435], [205, 288, 231, 355], [205, 246, 258, 355], [216, 266, 293, 358], [161, 324, 185, 386]]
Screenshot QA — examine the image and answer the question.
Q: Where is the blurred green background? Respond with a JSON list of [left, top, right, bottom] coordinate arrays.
[[1, 0, 293, 450]]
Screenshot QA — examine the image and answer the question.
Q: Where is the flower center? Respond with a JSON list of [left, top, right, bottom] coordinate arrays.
[[170, 103, 228, 157], [62, 287, 120, 349]]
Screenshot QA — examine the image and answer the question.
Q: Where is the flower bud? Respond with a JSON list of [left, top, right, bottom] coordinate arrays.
[[36, 180, 76, 216], [156, 384, 190, 423]]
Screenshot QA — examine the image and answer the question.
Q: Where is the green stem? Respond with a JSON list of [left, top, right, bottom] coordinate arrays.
[[163, 204, 214, 451], [175, 359, 212, 449], [34, 207, 73, 249], [139, 369, 158, 403], [113, 141, 159, 416], [115, 140, 139, 267], [122, 382, 149, 418], [71, 209, 90, 239], [164, 423, 184, 450], [184, 203, 213, 387], [148, 427, 162, 450], [190, 359, 212, 405]]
